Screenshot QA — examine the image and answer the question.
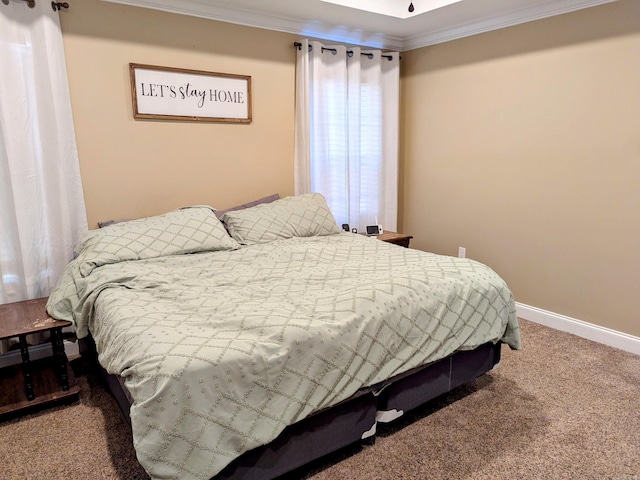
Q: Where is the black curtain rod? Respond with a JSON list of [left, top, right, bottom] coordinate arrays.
[[52, 1, 69, 11], [0, 0, 69, 9], [293, 42, 395, 61], [1, 0, 36, 7]]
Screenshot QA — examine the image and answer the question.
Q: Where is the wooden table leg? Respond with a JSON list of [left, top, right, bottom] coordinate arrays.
[[50, 328, 69, 391], [18, 334, 35, 401]]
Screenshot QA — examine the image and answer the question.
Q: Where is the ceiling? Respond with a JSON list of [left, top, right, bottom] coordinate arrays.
[[102, 0, 619, 51]]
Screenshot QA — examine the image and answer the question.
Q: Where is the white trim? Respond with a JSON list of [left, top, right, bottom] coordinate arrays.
[[101, 0, 618, 52], [402, 0, 619, 50], [101, 0, 405, 50], [516, 302, 640, 356], [0, 340, 79, 369]]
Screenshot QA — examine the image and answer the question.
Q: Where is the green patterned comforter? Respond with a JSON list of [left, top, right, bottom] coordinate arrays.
[[47, 233, 520, 480]]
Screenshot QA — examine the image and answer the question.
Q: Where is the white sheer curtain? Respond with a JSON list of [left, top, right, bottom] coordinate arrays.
[[294, 39, 400, 233], [0, 1, 87, 334]]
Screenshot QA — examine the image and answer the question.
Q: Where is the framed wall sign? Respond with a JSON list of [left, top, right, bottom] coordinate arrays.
[[129, 63, 252, 123]]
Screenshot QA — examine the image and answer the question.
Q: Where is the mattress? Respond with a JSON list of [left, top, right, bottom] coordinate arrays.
[[48, 231, 519, 480]]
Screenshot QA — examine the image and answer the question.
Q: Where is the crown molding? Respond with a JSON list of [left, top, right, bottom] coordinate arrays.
[[401, 0, 620, 50], [101, 0, 405, 50], [101, 0, 620, 52], [104, 0, 306, 36]]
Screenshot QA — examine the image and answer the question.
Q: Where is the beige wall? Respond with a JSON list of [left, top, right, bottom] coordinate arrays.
[[401, 0, 640, 336], [61, 0, 639, 337], [60, 0, 297, 229]]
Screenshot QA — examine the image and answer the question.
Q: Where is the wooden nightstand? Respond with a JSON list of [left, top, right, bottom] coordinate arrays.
[[0, 297, 79, 419], [374, 231, 413, 248]]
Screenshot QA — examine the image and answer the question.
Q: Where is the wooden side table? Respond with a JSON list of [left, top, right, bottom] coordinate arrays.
[[0, 297, 79, 419], [374, 231, 413, 248]]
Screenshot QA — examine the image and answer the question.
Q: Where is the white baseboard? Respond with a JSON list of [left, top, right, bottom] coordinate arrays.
[[516, 302, 640, 356], [0, 340, 80, 369]]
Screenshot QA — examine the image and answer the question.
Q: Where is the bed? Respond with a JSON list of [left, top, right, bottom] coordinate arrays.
[[46, 193, 520, 480]]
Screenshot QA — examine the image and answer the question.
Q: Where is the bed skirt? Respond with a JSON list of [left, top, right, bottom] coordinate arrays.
[[79, 337, 502, 480]]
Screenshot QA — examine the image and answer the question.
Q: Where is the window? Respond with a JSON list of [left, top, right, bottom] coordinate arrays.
[[295, 40, 400, 233]]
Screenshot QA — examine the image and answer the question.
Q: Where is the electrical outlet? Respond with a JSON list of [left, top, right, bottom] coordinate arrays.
[[458, 246, 466, 258]]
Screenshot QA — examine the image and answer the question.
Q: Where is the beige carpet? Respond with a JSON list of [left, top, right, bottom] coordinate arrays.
[[1, 319, 638, 480]]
